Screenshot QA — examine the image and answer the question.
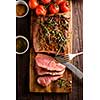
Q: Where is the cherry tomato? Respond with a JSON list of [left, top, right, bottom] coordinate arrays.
[[60, 1, 69, 12], [54, 0, 65, 5], [49, 4, 59, 14], [28, 0, 39, 9], [41, 0, 51, 4], [36, 5, 47, 16]]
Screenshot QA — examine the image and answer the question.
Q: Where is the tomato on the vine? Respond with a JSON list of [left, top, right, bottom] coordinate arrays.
[[55, 0, 65, 5], [36, 5, 47, 16], [41, 0, 51, 4], [49, 4, 59, 14], [28, 0, 39, 9], [60, 1, 69, 12]]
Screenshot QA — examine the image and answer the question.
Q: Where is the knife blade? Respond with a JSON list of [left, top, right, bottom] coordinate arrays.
[[62, 62, 83, 79], [54, 56, 83, 79]]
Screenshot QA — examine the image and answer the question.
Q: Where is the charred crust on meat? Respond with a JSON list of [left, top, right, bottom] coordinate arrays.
[[33, 14, 70, 55]]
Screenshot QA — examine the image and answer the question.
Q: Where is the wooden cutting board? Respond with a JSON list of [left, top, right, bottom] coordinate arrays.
[[29, 0, 72, 93]]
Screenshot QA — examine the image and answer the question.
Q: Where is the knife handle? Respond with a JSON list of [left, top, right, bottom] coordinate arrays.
[[64, 62, 83, 79]]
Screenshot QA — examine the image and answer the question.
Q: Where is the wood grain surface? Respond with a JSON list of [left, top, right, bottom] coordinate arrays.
[[16, 0, 83, 99]]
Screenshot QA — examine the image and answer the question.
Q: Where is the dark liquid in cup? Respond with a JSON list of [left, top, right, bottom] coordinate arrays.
[[16, 38, 27, 53]]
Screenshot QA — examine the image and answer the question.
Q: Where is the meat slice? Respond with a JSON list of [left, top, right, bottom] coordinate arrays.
[[37, 75, 63, 87], [35, 54, 66, 71], [36, 65, 65, 76]]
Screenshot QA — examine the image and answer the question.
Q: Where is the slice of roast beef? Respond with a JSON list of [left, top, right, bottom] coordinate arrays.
[[35, 54, 66, 71], [37, 75, 63, 87], [36, 65, 65, 76]]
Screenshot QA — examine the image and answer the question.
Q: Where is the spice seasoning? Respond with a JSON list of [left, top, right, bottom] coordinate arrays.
[[16, 38, 27, 53], [38, 15, 69, 54], [16, 4, 27, 16]]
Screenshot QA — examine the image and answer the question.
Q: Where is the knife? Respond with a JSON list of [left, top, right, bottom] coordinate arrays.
[[63, 62, 83, 79], [55, 56, 83, 79]]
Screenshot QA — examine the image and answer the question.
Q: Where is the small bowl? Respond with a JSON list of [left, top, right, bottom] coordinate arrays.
[[16, 35, 29, 54], [16, 0, 29, 18]]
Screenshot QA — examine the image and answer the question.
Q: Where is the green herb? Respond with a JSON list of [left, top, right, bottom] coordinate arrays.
[[40, 23, 49, 35], [57, 78, 72, 88], [38, 15, 69, 54], [46, 19, 58, 27], [57, 78, 67, 88], [56, 46, 62, 56], [44, 1, 53, 9]]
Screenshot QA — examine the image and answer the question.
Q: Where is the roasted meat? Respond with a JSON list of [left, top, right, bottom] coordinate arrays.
[[33, 14, 70, 55], [35, 53, 66, 71], [36, 65, 65, 76], [37, 75, 63, 87]]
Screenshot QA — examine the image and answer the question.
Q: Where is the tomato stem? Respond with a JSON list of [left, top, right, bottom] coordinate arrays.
[[44, 1, 53, 9]]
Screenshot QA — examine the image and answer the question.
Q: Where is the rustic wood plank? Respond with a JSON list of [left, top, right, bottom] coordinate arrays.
[[56, 94, 69, 100], [43, 94, 54, 100], [28, 93, 43, 100], [69, 0, 83, 100], [18, 94, 43, 100], [16, 11, 31, 99], [77, 1, 83, 100], [43, 93, 69, 100], [16, 53, 30, 98]]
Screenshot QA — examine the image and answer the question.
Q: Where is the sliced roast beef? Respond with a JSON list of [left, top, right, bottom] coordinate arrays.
[[37, 75, 63, 87], [35, 54, 66, 71], [36, 65, 65, 76]]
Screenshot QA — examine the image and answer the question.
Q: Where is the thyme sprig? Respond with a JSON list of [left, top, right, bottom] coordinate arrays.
[[57, 78, 72, 88]]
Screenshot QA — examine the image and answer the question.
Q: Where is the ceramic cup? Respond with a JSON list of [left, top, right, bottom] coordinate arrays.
[[16, 0, 29, 18], [16, 35, 29, 54]]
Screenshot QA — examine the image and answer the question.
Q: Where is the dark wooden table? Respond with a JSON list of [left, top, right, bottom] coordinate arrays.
[[16, 0, 83, 100]]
